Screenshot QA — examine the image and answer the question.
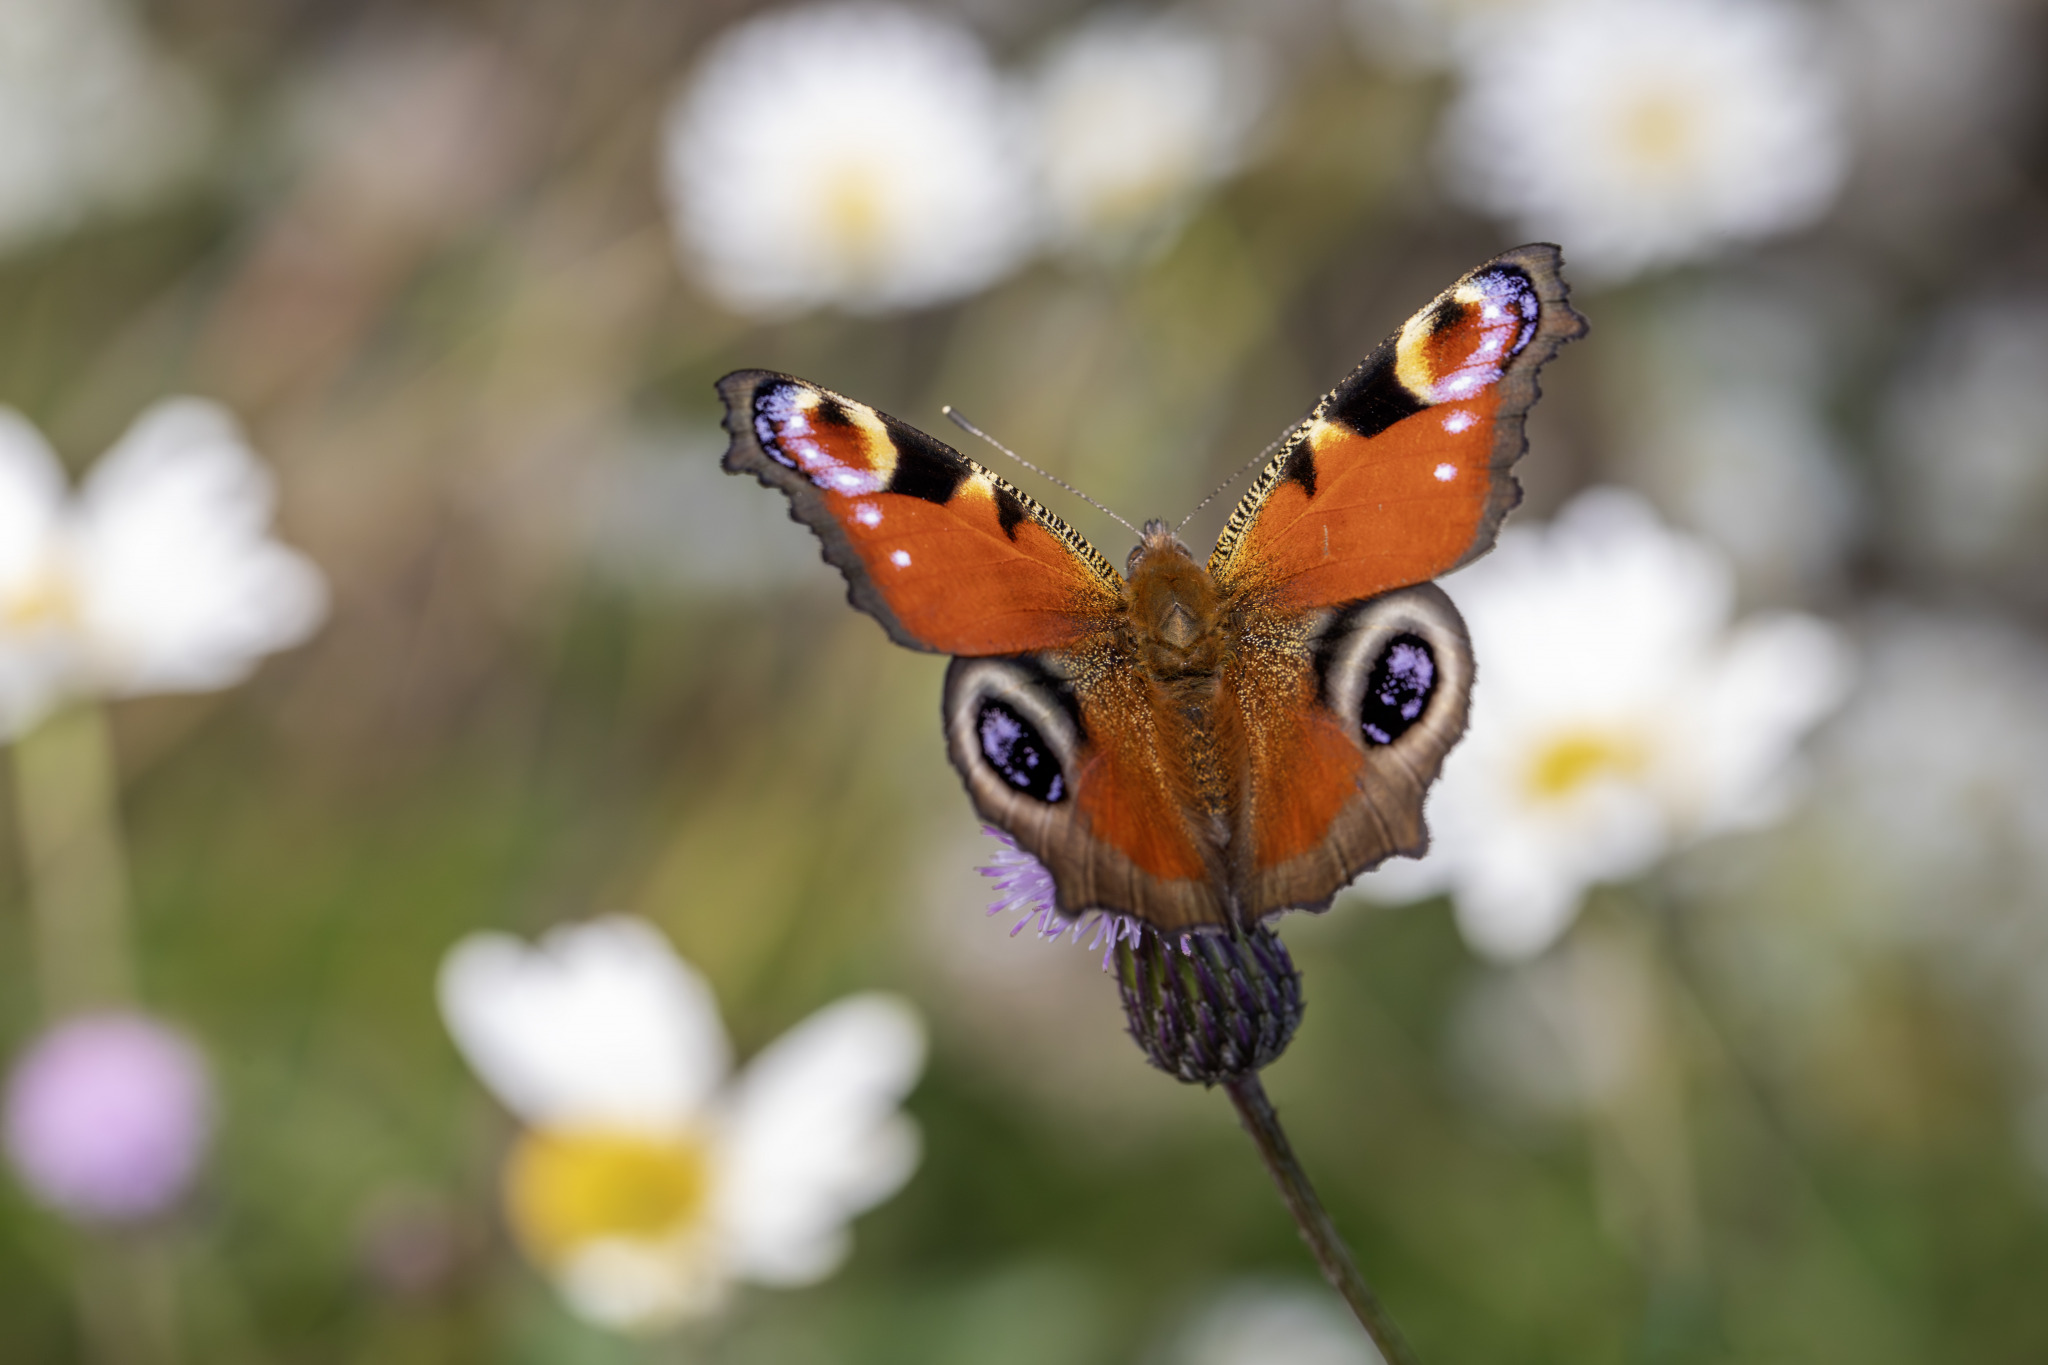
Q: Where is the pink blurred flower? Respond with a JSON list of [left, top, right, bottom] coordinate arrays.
[[4, 1012, 213, 1223]]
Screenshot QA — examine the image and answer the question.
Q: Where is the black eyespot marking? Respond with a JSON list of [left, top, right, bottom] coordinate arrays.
[[813, 394, 852, 429], [1359, 634, 1436, 746], [885, 417, 970, 504], [1327, 337, 1428, 440], [1279, 440, 1317, 498], [994, 486, 1028, 539], [977, 699, 1066, 803]]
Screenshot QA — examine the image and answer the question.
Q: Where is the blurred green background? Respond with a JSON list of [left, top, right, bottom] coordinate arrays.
[[3, 0, 2048, 1361]]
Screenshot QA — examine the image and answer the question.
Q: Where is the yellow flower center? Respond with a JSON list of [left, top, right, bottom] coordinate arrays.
[[1619, 93, 1698, 173], [1525, 729, 1647, 802], [504, 1128, 713, 1266], [2, 566, 77, 631], [822, 164, 887, 261]]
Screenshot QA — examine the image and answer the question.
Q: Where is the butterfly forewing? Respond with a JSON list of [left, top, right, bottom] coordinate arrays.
[[718, 370, 1124, 656], [1209, 244, 1586, 608]]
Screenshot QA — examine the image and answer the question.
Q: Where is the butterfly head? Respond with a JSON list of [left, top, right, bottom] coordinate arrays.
[[1126, 518, 1190, 575]]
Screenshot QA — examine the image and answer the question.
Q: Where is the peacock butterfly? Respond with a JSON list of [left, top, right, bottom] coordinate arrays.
[[718, 244, 1585, 931]]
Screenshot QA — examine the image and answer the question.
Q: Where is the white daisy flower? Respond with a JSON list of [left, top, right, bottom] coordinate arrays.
[[0, 0, 209, 253], [661, 3, 1034, 317], [1361, 488, 1852, 960], [1438, 0, 1849, 282], [0, 399, 327, 739], [437, 916, 926, 1332], [1028, 12, 1266, 259]]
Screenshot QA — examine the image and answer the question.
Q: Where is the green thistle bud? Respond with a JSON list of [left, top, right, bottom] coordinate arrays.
[[1114, 926, 1304, 1085]]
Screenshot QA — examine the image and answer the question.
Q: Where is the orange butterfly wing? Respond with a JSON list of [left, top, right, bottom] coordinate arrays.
[[1209, 244, 1586, 607], [724, 370, 1230, 923], [718, 370, 1124, 656], [1228, 586, 1475, 918], [1205, 245, 1583, 918]]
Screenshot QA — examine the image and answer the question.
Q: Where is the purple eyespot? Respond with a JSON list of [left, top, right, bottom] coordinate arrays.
[[977, 699, 1065, 803], [1360, 635, 1436, 746]]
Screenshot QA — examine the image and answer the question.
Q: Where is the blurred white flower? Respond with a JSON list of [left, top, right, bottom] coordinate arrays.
[[0, 399, 327, 739], [662, 3, 1033, 316], [438, 916, 926, 1332], [1439, 0, 1848, 282], [1166, 1279, 1384, 1365], [0, 0, 209, 252], [1607, 281, 1860, 599], [1028, 12, 1266, 259], [1362, 489, 1851, 960], [1813, 608, 2048, 944], [1880, 299, 2048, 588]]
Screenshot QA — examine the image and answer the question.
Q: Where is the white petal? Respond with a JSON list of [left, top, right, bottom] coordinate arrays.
[[554, 1234, 730, 1333], [0, 409, 73, 736], [1439, 0, 1847, 281], [1451, 839, 1600, 962], [1350, 841, 1452, 905], [1031, 14, 1266, 253], [719, 993, 926, 1285], [74, 398, 326, 697], [1678, 610, 1853, 835], [437, 916, 731, 1130], [0, 409, 65, 586]]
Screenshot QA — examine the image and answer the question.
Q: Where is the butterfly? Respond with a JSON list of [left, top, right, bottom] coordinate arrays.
[[718, 245, 1584, 932]]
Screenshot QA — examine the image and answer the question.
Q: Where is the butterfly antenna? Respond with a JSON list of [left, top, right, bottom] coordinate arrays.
[[1173, 420, 1301, 534], [942, 406, 1141, 537]]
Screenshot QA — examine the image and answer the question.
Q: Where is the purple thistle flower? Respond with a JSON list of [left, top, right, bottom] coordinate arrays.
[[976, 826, 1145, 969], [4, 1013, 213, 1223]]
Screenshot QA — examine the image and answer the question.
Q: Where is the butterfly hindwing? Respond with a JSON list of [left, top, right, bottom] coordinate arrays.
[[1229, 585, 1473, 917], [718, 370, 1124, 656], [1209, 244, 1586, 608], [944, 653, 1231, 931]]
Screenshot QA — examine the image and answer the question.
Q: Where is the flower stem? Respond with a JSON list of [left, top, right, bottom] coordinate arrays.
[[1223, 1071, 1422, 1365], [12, 704, 136, 1015], [10, 705, 180, 1365]]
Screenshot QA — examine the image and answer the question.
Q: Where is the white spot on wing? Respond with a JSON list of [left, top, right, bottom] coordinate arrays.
[[855, 502, 883, 527], [890, 549, 912, 567], [1434, 463, 1458, 481], [1442, 409, 1476, 433]]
